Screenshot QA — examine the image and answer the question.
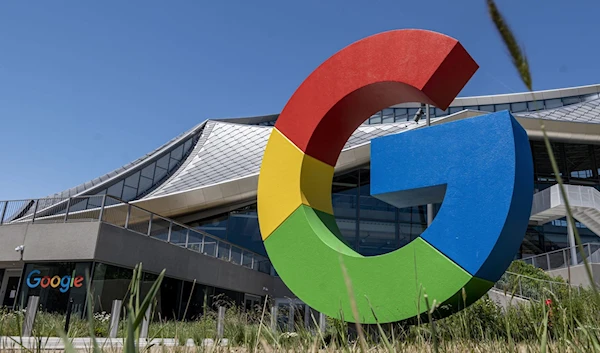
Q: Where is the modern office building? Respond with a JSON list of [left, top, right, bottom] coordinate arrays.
[[1, 83, 600, 320]]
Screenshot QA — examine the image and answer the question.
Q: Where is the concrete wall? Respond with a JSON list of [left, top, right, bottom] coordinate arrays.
[[0, 224, 28, 263], [22, 222, 100, 262], [547, 264, 600, 287], [95, 223, 275, 297], [0, 220, 294, 300]]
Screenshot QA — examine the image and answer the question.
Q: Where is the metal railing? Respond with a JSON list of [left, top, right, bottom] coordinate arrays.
[[522, 243, 600, 272], [0, 195, 273, 275], [493, 271, 581, 300]]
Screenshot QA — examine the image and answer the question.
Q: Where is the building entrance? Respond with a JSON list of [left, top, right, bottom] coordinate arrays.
[[0, 269, 22, 308]]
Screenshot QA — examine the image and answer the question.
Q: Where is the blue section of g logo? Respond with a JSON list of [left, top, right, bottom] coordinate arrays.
[[370, 111, 533, 282]]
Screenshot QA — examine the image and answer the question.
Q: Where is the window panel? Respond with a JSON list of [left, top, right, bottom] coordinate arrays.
[[479, 105, 494, 112], [106, 180, 124, 198], [495, 103, 510, 111], [544, 99, 563, 109], [170, 145, 184, 161], [157, 154, 169, 170], [138, 176, 153, 194], [435, 107, 448, 116], [449, 106, 463, 114], [141, 163, 155, 179], [562, 96, 580, 105], [169, 157, 180, 170], [527, 101, 544, 111], [153, 167, 168, 182], [183, 139, 193, 153], [510, 102, 527, 112], [124, 171, 140, 188], [122, 185, 137, 201]]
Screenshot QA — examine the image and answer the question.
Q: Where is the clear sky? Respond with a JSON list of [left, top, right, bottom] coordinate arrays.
[[1, 0, 598, 199]]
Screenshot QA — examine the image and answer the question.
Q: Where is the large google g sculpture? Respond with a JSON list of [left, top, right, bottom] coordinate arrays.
[[257, 29, 533, 323]]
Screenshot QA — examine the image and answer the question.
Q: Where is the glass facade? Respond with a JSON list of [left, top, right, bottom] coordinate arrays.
[[248, 93, 600, 127], [363, 93, 600, 125], [18, 262, 263, 319], [19, 262, 92, 316], [184, 140, 600, 261]]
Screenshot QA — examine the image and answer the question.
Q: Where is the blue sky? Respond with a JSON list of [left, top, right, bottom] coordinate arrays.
[[1, 0, 598, 199]]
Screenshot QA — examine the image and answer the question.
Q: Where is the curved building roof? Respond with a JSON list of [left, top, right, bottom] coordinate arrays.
[[23, 83, 600, 221]]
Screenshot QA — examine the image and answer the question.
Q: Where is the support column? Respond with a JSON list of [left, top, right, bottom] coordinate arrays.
[[567, 219, 578, 266], [425, 104, 434, 227]]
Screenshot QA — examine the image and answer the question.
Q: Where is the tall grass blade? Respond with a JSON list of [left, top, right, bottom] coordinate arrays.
[[338, 252, 368, 353], [486, 0, 532, 91]]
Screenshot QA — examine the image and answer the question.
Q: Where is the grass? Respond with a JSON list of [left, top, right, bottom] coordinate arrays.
[[1, 261, 599, 352]]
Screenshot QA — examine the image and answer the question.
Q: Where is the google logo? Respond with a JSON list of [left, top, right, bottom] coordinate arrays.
[[257, 29, 533, 324], [26, 270, 84, 293]]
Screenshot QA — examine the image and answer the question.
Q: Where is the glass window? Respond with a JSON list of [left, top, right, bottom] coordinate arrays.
[[227, 213, 267, 256], [138, 176, 153, 194], [106, 180, 124, 198], [465, 105, 478, 110], [218, 242, 231, 261], [394, 108, 408, 121], [565, 144, 594, 181], [231, 246, 242, 265], [193, 214, 228, 239], [435, 107, 448, 116], [449, 106, 463, 114], [532, 141, 566, 184], [19, 262, 91, 315], [183, 139, 193, 153], [358, 220, 397, 256], [527, 101, 544, 111], [479, 105, 494, 112], [122, 186, 137, 201], [141, 163, 155, 179], [370, 114, 382, 124], [495, 103, 510, 111], [562, 96, 580, 105], [510, 102, 527, 112], [91, 263, 133, 312], [169, 157, 180, 170], [124, 171, 140, 189], [153, 166, 168, 183], [157, 154, 169, 170], [544, 99, 563, 109], [170, 145, 184, 162]]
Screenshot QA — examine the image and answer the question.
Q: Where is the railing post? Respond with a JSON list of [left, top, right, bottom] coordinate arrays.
[[147, 214, 153, 236], [31, 200, 39, 223], [546, 253, 551, 270], [185, 229, 189, 248], [64, 198, 73, 222], [200, 235, 205, 253], [167, 221, 173, 242], [98, 195, 107, 222], [518, 277, 522, 297], [22, 296, 40, 337], [109, 299, 122, 338], [228, 245, 232, 261], [588, 243, 592, 260], [217, 306, 225, 339], [0, 201, 7, 225], [288, 304, 295, 332], [140, 305, 151, 338], [318, 312, 327, 333], [270, 306, 278, 332], [563, 248, 568, 268], [240, 251, 244, 267], [124, 204, 131, 228]]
